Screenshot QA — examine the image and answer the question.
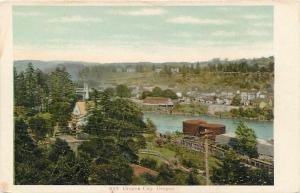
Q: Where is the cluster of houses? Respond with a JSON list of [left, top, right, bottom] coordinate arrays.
[[181, 89, 273, 107], [71, 83, 273, 130], [114, 66, 181, 74]]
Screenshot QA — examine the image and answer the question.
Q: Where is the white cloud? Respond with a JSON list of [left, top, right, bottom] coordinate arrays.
[[167, 16, 233, 25], [111, 8, 166, 16], [242, 14, 270, 20], [212, 31, 237, 37], [48, 16, 103, 23], [13, 11, 43, 16]]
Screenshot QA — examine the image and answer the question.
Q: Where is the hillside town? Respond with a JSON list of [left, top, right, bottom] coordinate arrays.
[[12, 5, 274, 186]]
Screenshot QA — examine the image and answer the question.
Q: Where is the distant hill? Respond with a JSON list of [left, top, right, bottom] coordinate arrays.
[[14, 60, 206, 80], [14, 57, 273, 81], [14, 60, 96, 80]]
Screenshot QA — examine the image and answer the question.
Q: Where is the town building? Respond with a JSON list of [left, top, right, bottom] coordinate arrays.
[[70, 101, 87, 129], [171, 67, 180, 73], [70, 101, 91, 129], [143, 97, 174, 107]]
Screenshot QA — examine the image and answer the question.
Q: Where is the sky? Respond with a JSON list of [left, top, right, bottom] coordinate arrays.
[[13, 6, 273, 63]]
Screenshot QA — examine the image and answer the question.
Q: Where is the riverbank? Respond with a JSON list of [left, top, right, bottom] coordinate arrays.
[[143, 112, 273, 140], [143, 109, 273, 122]]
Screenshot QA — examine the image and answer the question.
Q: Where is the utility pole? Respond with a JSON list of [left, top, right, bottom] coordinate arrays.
[[205, 134, 210, 185]]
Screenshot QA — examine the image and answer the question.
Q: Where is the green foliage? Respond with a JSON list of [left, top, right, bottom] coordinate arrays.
[[14, 63, 48, 109], [231, 95, 241, 106], [229, 107, 273, 120], [173, 104, 208, 115], [233, 121, 258, 158], [80, 93, 150, 184], [89, 161, 133, 185], [28, 113, 54, 141], [116, 84, 131, 98], [48, 67, 76, 125], [48, 138, 73, 161], [77, 57, 274, 92], [14, 117, 50, 184], [103, 87, 115, 97], [187, 170, 201, 185], [145, 118, 157, 133], [140, 87, 178, 99], [210, 149, 273, 185], [132, 173, 157, 185], [45, 152, 91, 185], [155, 163, 199, 185], [140, 158, 157, 170]]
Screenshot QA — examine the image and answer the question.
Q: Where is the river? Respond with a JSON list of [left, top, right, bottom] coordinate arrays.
[[143, 112, 273, 140]]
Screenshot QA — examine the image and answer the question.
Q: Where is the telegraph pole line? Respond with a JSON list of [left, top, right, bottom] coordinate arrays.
[[205, 135, 210, 185]]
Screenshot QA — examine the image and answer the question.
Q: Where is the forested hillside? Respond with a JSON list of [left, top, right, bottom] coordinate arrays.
[[77, 56, 274, 91]]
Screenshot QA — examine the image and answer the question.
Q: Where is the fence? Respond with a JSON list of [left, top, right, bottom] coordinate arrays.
[[174, 138, 273, 172]]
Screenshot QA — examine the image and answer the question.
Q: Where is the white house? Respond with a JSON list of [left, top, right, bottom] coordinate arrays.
[[72, 101, 88, 128], [171, 67, 180, 73]]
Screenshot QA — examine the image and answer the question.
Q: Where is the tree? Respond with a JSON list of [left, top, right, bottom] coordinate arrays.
[[211, 149, 273, 185], [116, 84, 131, 98], [162, 89, 178, 99], [210, 149, 249, 185], [45, 152, 91, 185], [48, 138, 73, 161], [152, 87, 162, 97], [24, 63, 38, 107], [48, 67, 75, 126], [231, 95, 241, 106], [140, 158, 157, 170], [14, 70, 27, 107], [14, 117, 49, 184], [187, 170, 200, 185], [28, 113, 54, 141], [156, 163, 191, 185], [233, 121, 258, 158], [80, 92, 151, 184], [89, 160, 133, 185], [103, 87, 115, 97]]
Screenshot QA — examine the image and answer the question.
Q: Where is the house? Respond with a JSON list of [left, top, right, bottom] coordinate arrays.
[[130, 86, 141, 98], [143, 97, 174, 107], [223, 98, 232, 105], [176, 92, 182, 98], [171, 67, 180, 73], [71, 101, 89, 128]]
